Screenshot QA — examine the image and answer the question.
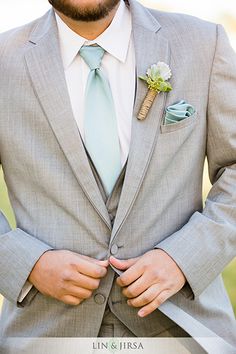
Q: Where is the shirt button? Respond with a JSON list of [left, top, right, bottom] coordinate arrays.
[[110, 244, 119, 255], [94, 293, 106, 305]]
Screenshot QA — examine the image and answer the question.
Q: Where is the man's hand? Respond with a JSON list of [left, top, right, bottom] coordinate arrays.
[[109, 249, 186, 317], [29, 250, 109, 305]]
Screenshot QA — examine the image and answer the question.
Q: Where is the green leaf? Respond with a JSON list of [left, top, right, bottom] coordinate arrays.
[[139, 67, 173, 93], [139, 75, 148, 82]]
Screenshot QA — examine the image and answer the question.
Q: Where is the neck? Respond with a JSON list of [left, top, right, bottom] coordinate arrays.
[[55, 3, 120, 40]]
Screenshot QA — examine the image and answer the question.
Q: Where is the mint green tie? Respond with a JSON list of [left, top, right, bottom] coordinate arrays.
[[79, 45, 121, 195]]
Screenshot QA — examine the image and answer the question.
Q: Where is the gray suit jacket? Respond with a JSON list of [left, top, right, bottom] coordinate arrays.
[[0, 0, 236, 352]]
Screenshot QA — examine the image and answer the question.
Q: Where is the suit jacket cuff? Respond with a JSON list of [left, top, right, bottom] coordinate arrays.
[[0, 227, 54, 305], [153, 245, 194, 299], [153, 211, 220, 299]]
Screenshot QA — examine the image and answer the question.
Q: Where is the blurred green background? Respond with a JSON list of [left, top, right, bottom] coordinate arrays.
[[0, 161, 235, 314]]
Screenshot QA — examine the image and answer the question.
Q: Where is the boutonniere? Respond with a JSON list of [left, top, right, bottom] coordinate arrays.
[[137, 62, 173, 120]]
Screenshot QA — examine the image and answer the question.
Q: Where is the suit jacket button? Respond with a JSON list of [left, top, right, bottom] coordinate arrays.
[[110, 244, 118, 255], [94, 293, 106, 305]]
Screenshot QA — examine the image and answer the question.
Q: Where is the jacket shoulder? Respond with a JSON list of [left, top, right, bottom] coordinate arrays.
[[0, 11, 50, 57], [145, 8, 221, 64], [148, 8, 218, 42]]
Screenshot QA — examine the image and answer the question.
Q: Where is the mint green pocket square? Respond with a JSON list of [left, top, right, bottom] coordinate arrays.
[[164, 100, 196, 125]]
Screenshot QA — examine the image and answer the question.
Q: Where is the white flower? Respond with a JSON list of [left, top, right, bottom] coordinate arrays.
[[147, 62, 172, 81], [138, 61, 173, 120]]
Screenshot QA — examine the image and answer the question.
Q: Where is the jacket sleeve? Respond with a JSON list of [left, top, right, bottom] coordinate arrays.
[[0, 209, 54, 305], [155, 24, 236, 299]]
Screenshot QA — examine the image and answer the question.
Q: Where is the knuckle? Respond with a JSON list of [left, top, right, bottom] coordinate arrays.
[[60, 295, 68, 304], [59, 281, 71, 295], [57, 293, 68, 302], [128, 299, 135, 306], [69, 262, 79, 271], [158, 270, 168, 282], [142, 294, 151, 303], [92, 279, 100, 289], [168, 280, 176, 289], [143, 262, 149, 272], [86, 290, 93, 298], [61, 269, 73, 281], [149, 268, 160, 280], [56, 292, 64, 300], [143, 258, 152, 270], [122, 288, 128, 297], [62, 296, 81, 306], [51, 284, 62, 297], [149, 302, 157, 311], [80, 289, 92, 299], [71, 299, 81, 306], [159, 296, 166, 304], [94, 268, 104, 278], [156, 294, 166, 306], [101, 267, 107, 276], [60, 283, 68, 292], [156, 299, 162, 307], [125, 289, 134, 298], [118, 276, 126, 286], [58, 278, 68, 290]]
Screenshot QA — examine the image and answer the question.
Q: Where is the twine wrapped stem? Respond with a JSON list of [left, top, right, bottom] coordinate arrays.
[[137, 89, 159, 120]]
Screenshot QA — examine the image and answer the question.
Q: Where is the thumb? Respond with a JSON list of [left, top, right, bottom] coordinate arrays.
[[109, 256, 140, 270]]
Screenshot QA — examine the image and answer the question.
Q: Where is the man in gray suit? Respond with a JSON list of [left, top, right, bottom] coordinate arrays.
[[0, 0, 236, 352]]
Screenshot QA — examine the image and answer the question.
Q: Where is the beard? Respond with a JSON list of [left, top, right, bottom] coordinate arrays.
[[48, 0, 121, 22]]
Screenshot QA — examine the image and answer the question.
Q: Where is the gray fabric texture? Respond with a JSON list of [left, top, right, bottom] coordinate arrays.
[[0, 0, 236, 352]]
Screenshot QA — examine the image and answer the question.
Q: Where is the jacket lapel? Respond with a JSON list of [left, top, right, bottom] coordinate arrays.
[[24, 0, 170, 235], [111, 0, 171, 240], [24, 11, 112, 229]]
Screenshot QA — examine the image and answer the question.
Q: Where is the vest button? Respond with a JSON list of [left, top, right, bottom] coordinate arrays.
[[110, 244, 119, 255], [94, 293, 106, 305]]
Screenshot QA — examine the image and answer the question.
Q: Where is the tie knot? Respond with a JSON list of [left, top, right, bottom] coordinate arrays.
[[79, 45, 105, 70]]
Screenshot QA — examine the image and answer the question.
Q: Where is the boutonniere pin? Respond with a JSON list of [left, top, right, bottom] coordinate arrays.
[[137, 62, 173, 120]]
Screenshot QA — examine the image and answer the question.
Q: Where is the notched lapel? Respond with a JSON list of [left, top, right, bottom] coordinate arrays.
[[111, 0, 171, 241], [24, 10, 111, 229]]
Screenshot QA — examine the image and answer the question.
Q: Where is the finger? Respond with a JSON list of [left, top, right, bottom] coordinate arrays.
[[67, 285, 93, 300], [75, 258, 108, 279], [68, 272, 100, 290], [116, 261, 144, 287], [60, 295, 83, 306], [109, 256, 140, 271], [137, 291, 171, 317], [78, 254, 109, 267], [127, 284, 162, 307], [122, 274, 155, 298]]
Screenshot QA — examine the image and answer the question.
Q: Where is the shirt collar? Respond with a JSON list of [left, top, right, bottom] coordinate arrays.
[[55, 0, 132, 69]]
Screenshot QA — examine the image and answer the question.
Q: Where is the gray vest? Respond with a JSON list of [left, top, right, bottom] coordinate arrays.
[[83, 145, 184, 337], [85, 146, 127, 227]]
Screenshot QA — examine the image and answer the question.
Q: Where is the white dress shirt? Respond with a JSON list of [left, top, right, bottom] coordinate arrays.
[[56, 0, 135, 168], [18, 0, 136, 302]]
